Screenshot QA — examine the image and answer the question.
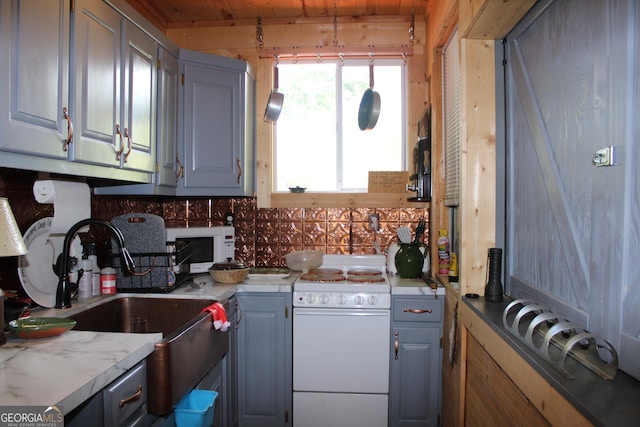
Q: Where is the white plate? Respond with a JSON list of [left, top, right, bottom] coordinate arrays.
[[247, 268, 292, 280], [17, 218, 81, 308]]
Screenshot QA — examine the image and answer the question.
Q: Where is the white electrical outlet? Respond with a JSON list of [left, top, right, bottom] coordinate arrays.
[[368, 213, 380, 231]]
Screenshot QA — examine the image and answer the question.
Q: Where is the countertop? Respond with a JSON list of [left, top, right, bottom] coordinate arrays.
[[0, 270, 439, 416], [464, 296, 640, 427], [0, 330, 161, 414]]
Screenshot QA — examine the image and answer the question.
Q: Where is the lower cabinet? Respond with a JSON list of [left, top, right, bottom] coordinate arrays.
[[389, 295, 443, 427], [223, 295, 239, 427], [236, 292, 292, 427], [66, 360, 148, 427]]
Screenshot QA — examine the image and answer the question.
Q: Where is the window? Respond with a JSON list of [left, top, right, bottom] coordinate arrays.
[[274, 58, 407, 192]]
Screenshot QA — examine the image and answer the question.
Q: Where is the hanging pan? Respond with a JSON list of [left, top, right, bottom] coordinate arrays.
[[264, 59, 284, 123], [358, 59, 381, 130]]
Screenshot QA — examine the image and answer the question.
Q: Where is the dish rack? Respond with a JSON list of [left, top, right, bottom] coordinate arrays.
[[110, 241, 193, 293], [502, 299, 618, 380]]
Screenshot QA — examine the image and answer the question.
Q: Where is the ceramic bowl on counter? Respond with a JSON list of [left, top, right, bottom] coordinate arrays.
[[284, 250, 324, 273], [9, 317, 76, 339]]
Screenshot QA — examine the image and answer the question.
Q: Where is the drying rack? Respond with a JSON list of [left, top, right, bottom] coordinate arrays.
[[502, 299, 618, 380], [110, 240, 193, 293]]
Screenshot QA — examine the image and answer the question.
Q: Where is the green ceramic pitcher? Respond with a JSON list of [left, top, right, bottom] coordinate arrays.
[[395, 242, 427, 278]]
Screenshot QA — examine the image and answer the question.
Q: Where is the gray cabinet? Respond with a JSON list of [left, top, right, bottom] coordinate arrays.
[[223, 296, 239, 427], [196, 361, 224, 427], [177, 49, 255, 196], [66, 360, 147, 427], [95, 46, 179, 196], [236, 292, 292, 427], [0, 0, 158, 183], [72, 0, 156, 175], [389, 296, 443, 427], [0, 0, 70, 160]]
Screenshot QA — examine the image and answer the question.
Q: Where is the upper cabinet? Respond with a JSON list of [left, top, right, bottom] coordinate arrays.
[[0, 0, 255, 194], [0, 0, 169, 183], [72, 0, 157, 174], [0, 0, 71, 161], [176, 49, 255, 197]]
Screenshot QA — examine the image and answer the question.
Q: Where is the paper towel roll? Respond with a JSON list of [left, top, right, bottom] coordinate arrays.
[[33, 180, 91, 234]]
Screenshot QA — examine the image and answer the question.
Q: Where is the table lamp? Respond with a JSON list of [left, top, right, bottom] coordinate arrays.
[[0, 197, 28, 345]]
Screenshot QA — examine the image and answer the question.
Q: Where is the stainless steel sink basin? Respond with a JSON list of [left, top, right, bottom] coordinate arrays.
[[69, 296, 229, 415]]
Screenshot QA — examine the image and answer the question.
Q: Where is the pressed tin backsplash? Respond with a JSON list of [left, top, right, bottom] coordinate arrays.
[[0, 168, 428, 294]]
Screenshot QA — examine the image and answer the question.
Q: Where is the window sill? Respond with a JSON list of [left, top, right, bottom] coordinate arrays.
[[269, 192, 430, 208]]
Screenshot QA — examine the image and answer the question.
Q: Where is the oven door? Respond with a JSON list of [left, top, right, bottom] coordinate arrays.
[[293, 307, 390, 393]]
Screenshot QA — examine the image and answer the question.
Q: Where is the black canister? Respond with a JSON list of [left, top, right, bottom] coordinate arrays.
[[484, 248, 504, 302]]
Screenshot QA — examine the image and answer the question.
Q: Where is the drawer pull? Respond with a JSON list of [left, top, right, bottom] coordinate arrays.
[[119, 385, 142, 408], [403, 308, 432, 314]]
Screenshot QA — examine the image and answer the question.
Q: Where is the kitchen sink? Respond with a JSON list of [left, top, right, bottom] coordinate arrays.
[[69, 296, 229, 415]]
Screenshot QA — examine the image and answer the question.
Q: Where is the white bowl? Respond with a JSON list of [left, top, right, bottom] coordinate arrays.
[[284, 250, 323, 273]]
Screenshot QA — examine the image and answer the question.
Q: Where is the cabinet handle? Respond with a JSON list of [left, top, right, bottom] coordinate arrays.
[[119, 385, 142, 407], [236, 158, 242, 184], [62, 107, 73, 151], [115, 124, 125, 161], [123, 128, 132, 163], [394, 331, 399, 360], [175, 154, 184, 181], [235, 301, 242, 330], [403, 308, 432, 314]]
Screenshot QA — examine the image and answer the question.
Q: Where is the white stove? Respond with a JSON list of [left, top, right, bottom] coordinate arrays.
[[293, 254, 391, 309], [293, 254, 391, 427]]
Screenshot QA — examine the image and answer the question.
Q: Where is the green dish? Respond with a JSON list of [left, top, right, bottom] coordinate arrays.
[[9, 317, 76, 340]]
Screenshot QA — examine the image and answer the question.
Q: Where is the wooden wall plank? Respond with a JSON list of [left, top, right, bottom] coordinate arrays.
[[459, 38, 497, 295], [459, 0, 537, 39], [465, 334, 550, 426]]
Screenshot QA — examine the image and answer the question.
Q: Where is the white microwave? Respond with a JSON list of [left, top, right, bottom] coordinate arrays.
[[166, 226, 235, 274]]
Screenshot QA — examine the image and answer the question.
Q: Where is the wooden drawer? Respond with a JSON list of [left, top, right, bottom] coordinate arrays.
[[104, 361, 147, 426], [392, 297, 443, 323]]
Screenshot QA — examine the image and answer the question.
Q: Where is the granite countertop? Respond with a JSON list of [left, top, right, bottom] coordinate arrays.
[[464, 296, 640, 427], [0, 270, 436, 416]]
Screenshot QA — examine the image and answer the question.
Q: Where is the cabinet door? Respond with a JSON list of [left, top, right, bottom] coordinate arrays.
[[156, 47, 179, 187], [120, 20, 156, 173], [71, 0, 120, 167], [223, 296, 239, 427], [179, 60, 246, 194], [389, 326, 441, 427], [197, 362, 224, 427], [0, 0, 70, 158], [236, 293, 292, 427]]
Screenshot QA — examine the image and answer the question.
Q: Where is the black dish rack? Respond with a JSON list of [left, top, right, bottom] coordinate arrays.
[[110, 240, 194, 293]]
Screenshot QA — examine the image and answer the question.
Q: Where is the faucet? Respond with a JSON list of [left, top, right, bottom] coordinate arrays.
[[55, 218, 135, 308]]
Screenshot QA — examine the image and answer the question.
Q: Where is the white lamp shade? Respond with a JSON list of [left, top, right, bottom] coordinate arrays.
[[0, 197, 28, 256]]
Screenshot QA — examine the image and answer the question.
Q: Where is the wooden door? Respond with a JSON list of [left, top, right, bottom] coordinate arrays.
[[505, 0, 640, 379]]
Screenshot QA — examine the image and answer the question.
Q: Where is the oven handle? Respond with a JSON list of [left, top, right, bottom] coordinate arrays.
[[293, 308, 390, 317]]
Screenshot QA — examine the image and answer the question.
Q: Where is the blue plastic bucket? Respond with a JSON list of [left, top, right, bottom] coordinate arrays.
[[175, 389, 218, 427]]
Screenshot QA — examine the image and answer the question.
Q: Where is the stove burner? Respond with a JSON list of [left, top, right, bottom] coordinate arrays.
[[300, 269, 345, 282], [346, 275, 386, 283], [347, 269, 383, 277]]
